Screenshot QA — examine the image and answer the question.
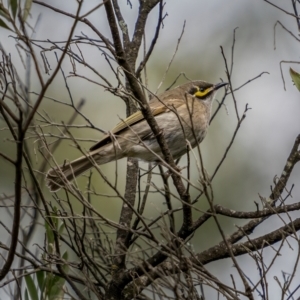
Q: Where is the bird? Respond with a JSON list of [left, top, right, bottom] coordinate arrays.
[[46, 80, 228, 191]]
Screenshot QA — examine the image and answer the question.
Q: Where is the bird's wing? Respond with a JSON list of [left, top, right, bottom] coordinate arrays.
[[89, 99, 184, 151]]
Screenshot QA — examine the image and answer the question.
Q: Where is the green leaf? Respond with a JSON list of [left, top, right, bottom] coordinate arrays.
[[51, 207, 59, 229], [23, 0, 32, 21], [0, 18, 12, 31], [58, 221, 65, 236], [48, 276, 65, 300], [289, 67, 300, 91], [44, 273, 54, 298], [45, 251, 68, 300], [24, 289, 29, 300], [62, 250, 68, 261], [45, 219, 54, 245], [0, 6, 10, 20], [45, 208, 62, 253], [10, 0, 17, 19], [44, 272, 65, 300], [36, 270, 45, 294], [62, 251, 69, 273], [25, 273, 39, 300]]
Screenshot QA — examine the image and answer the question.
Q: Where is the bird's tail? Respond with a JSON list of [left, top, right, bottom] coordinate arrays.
[[46, 142, 125, 192], [46, 154, 96, 192]]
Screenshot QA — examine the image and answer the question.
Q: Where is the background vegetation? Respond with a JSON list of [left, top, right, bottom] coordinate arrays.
[[0, 0, 300, 299]]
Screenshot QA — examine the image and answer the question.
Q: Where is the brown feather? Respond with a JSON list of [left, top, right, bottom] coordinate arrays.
[[46, 80, 227, 191]]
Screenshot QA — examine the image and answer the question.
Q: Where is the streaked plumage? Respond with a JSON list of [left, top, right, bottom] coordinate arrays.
[[46, 80, 227, 191]]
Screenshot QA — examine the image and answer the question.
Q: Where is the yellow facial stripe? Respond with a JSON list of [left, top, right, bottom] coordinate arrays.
[[194, 87, 213, 98]]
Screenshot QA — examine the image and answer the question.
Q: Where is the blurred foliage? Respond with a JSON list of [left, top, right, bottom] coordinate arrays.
[[24, 207, 68, 300], [290, 67, 300, 91], [0, 0, 32, 30], [0, 1, 300, 298]]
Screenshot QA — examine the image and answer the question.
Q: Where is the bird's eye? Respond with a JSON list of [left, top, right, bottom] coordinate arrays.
[[199, 87, 205, 92]]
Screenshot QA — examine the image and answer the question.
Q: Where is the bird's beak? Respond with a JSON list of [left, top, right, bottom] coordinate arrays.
[[214, 82, 228, 90]]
